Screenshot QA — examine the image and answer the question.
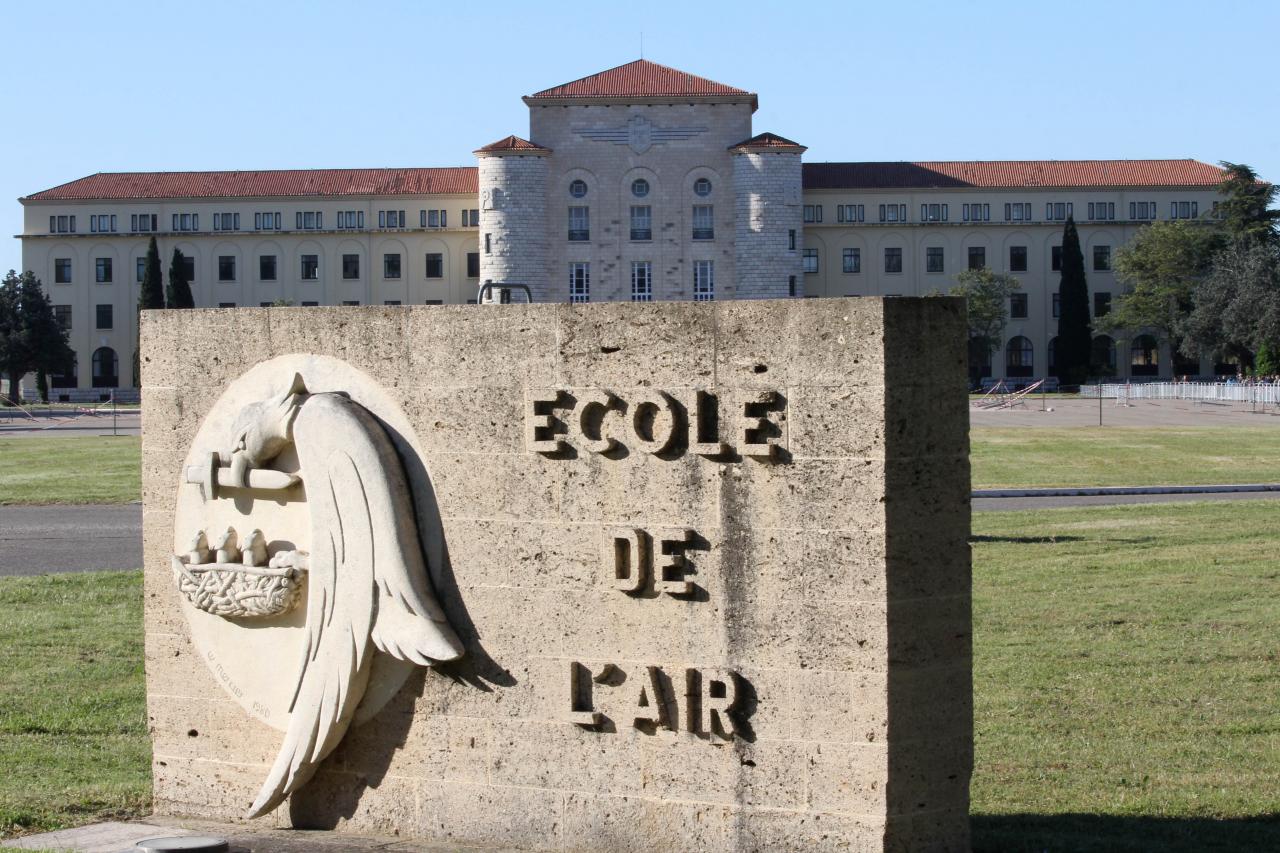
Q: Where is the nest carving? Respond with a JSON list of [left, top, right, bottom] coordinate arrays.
[[171, 526, 307, 618]]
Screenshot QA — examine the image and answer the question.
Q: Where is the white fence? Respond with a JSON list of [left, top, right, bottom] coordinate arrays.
[[1079, 381, 1280, 406]]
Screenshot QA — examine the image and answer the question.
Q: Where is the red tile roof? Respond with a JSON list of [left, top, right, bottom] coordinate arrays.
[[23, 167, 479, 201], [729, 132, 806, 152], [803, 159, 1226, 190], [474, 135, 551, 154], [527, 59, 750, 101]]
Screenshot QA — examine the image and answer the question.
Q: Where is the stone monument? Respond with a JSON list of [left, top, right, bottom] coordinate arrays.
[[142, 298, 972, 851]]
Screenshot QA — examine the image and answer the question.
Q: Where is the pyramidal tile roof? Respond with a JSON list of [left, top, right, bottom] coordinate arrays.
[[474, 135, 551, 154], [23, 168, 478, 201], [730, 132, 806, 152], [527, 59, 751, 101], [802, 159, 1226, 190]]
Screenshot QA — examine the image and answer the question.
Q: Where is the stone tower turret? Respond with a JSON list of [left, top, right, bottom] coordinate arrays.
[[731, 133, 806, 299], [475, 135, 551, 302]]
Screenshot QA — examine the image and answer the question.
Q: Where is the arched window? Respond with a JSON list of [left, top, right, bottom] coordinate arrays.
[[51, 352, 77, 389], [1092, 335, 1117, 376], [1006, 336, 1034, 377], [91, 347, 118, 388], [1131, 334, 1159, 377], [1048, 336, 1058, 378]]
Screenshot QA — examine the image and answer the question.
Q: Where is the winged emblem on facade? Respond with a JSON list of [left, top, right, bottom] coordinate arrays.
[[575, 115, 706, 154], [171, 372, 464, 817]]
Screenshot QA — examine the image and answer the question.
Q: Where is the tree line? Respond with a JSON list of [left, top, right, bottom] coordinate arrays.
[[949, 162, 1277, 385], [0, 236, 197, 404]]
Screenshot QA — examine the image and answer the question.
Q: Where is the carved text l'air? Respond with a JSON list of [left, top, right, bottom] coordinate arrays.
[[566, 661, 739, 740], [526, 389, 785, 459]]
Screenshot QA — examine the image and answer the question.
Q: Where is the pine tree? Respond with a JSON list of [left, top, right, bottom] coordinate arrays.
[[139, 236, 165, 310], [167, 248, 194, 309], [1056, 217, 1092, 385]]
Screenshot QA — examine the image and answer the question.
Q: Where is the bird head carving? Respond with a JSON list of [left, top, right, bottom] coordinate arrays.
[[228, 373, 308, 488]]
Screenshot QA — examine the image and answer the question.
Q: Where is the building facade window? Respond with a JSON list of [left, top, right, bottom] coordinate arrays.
[[1094, 292, 1112, 317], [462, 209, 479, 226], [1052, 293, 1061, 318], [1051, 245, 1063, 271], [692, 205, 714, 240], [54, 305, 71, 329], [1087, 202, 1115, 221], [568, 206, 590, 241], [95, 304, 113, 330], [1093, 245, 1112, 271], [180, 256, 195, 283], [259, 255, 277, 281], [802, 248, 819, 274], [212, 213, 240, 231], [569, 179, 588, 198], [131, 214, 158, 232], [803, 204, 823, 223], [630, 205, 652, 241], [297, 211, 323, 230], [1093, 335, 1117, 374], [631, 179, 650, 198], [300, 255, 319, 280], [1009, 245, 1028, 272], [788, 229, 796, 251], [926, 246, 944, 273], [1129, 201, 1157, 220], [466, 252, 479, 278], [1006, 335, 1034, 377], [50, 215, 77, 233], [425, 253, 443, 278], [569, 262, 590, 303], [878, 204, 908, 223], [255, 212, 282, 231], [694, 260, 714, 301], [384, 253, 401, 279], [378, 210, 406, 228], [1131, 334, 1159, 376], [338, 211, 364, 229], [1010, 293, 1028, 319], [341, 301, 360, 306], [842, 248, 861, 274], [424, 209, 448, 228], [55, 258, 72, 283], [218, 256, 236, 282], [968, 246, 986, 270], [1045, 202, 1073, 221], [342, 254, 360, 279], [1004, 203, 1033, 222], [837, 204, 864, 223], [963, 204, 991, 222], [89, 214, 117, 233], [218, 302, 236, 308], [1170, 201, 1199, 219], [693, 178, 713, 197], [884, 247, 902, 274], [95, 258, 113, 283], [172, 213, 199, 232], [91, 346, 118, 388], [921, 203, 948, 222], [631, 261, 653, 302]]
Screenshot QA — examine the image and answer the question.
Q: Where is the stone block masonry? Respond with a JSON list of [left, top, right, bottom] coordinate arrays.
[[141, 297, 972, 851]]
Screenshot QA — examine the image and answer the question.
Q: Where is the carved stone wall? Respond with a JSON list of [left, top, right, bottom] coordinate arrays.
[[478, 152, 550, 300], [141, 298, 972, 852], [734, 150, 805, 299]]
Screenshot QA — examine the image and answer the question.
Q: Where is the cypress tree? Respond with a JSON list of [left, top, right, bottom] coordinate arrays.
[[139, 236, 165, 310], [167, 248, 195, 309], [1056, 217, 1092, 385]]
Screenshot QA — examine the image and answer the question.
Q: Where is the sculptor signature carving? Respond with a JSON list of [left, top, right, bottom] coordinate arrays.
[[174, 372, 464, 818]]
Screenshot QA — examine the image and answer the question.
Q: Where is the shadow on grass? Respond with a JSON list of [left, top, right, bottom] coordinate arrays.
[[973, 813, 1280, 852]]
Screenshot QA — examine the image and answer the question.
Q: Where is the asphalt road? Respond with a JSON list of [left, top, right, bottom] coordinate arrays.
[[0, 503, 143, 576], [2, 491, 1278, 576]]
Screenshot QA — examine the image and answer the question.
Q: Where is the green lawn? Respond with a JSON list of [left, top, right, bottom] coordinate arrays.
[[0, 570, 148, 837], [0, 437, 140, 505], [971, 426, 1280, 489], [972, 500, 1280, 851]]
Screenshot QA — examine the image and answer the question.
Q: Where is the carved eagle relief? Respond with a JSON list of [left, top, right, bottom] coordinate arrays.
[[173, 372, 464, 817]]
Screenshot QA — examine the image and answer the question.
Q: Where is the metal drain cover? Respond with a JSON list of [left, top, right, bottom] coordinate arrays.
[[134, 837, 230, 853]]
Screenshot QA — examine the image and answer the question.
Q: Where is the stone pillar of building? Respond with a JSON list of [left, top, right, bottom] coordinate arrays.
[[730, 133, 806, 299], [475, 136, 552, 302]]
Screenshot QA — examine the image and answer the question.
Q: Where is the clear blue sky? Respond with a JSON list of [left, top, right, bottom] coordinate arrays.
[[4, 0, 1276, 276]]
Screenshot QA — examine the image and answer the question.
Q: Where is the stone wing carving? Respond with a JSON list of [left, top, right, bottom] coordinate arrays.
[[192, 377, 464, 818]]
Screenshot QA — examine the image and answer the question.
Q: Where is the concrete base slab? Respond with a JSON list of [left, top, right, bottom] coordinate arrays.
[[1, 817, 523, 852]]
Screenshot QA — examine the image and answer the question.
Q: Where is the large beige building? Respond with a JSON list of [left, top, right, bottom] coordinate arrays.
[[17, 60, 1227, 396]]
